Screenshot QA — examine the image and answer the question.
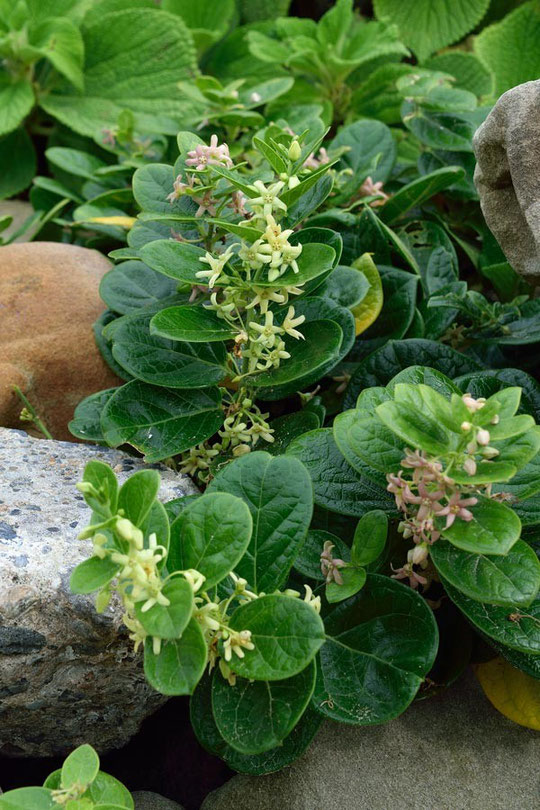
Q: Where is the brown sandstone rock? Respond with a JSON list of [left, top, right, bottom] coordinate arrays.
[[0, 241, 121, 440]]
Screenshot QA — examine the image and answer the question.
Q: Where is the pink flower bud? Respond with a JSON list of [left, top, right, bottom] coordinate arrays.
[[463, 457, 477, 476], [477, 428, 490, 446]]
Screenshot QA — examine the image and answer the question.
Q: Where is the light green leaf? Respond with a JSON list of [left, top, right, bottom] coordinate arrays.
[[440, 495, 521, 556], [40, 9, 199, 136], [61, 744, 100, 789], [326, 565, 367, 603], [144, 618, 207, 695], [29, 17, 84, 89], [373, 0, 490, 61], [0, 74, 34, 136], [352, 510, 388, 566], [70, 556, 120, 595], [135, 577, 193, 639], [118, 469, 160, 527], [0, 788, 55, 810], [425, 51, 494, 97], [475, 2, 540, 96], [168, 492, 252, 589], [224, 594, 325, 681]]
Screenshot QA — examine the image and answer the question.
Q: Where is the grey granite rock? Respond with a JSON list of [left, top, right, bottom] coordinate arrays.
[[474, 80, 540, 285], [201, 670, 540, 810], [133, 791, 185, 810], [0, 428, 197, 757]]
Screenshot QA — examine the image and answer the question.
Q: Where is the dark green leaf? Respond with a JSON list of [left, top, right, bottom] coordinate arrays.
[[314, 575, 438, 724], [211, 663, 315, 754], [151, 306, 238, 342], [431, 539, 540, 608], [208, 452, 313, 592], [101, 381, 223, 462]]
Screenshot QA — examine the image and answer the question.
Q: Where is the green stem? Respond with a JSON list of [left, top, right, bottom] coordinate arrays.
[[12, 385, 53, 440]]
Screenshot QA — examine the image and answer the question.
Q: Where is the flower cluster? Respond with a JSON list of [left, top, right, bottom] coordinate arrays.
[[320, 540, 347, 584], [386, 393, 508, 590]]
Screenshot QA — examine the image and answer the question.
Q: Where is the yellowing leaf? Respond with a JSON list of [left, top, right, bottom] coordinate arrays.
[[475, 657, 540, 731], [351, 253, 383, 336], [88, 216, 136, 228]]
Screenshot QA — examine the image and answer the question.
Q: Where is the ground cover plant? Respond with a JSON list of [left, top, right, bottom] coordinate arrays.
[[0, 743, 134, 808], [2, 0, 540, 794]]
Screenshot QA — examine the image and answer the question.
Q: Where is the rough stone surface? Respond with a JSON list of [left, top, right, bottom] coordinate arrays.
[[133, 791, 185, 810], [473, 80, 540, 285], [0, 428, 197, 758], [201, 670, 540, 810], [0, 241, 122, 441]]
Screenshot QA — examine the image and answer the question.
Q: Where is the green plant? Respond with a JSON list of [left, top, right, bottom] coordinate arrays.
[[0, 1, 199, 199], [69, 128, 384, 473], [289, 369, 540, 685], [71, 455, 438, 772], [0, 743, 133, 809]]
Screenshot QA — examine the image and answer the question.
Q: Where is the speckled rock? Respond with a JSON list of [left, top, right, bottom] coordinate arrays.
[[133, 792, 185, 810], [202, 671, 540, 810], [0, 428, 197, 758], [474, 80, 540, 285]]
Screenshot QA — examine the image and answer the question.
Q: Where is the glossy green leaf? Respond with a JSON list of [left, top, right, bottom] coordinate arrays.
[[211, 663, 315, 754], [431, 539, 540, 608], [224, 594, 325, 681], [144, 618, 207, 695], [266, 411, 321, 455], [344, 339, 481, 408], [168, 492, 252, 589], [150, 306, 238, 342], [110, 313, 228, 389], [208, 452, 312, 592], [314, 574, 438, 724], [247, 320, 343, 399], [334, 397, 403, 480], [440, 495, 521, 556], [293, 529, 351, 581], [190, 675, 323, 775], [140, 241, 213, 285], [100, 261, 178, 314], [101, 381, 223, 462]]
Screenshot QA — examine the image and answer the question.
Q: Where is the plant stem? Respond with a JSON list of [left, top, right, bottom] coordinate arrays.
[[12, 385, 53, 440]]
